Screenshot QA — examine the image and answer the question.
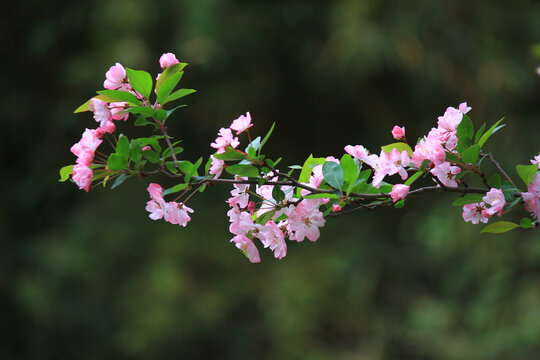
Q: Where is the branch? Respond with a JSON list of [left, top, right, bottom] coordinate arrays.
[[159, 121, 186, 176], [485, 152, 517, 188]]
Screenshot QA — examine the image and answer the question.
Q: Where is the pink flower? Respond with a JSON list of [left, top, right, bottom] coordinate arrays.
[[146, 183, 166, 220], [531, 153, 540, 169], [109, 102, 129, 121], [344, 145, 377, 167], [481, 188, 506, 217], [70, 128, 103, 158], [229, 211, 255, 236], [210, 128, 240, 154], [103, 63, 127, 90], [437, 106, 463, 133], [430, 162, 461, 187], [164, 202, 194, 227], [89, 99, 115, 133], [159, 52, 180, 70], [229, 177, 250, 209], [371, 151, 390, 188], [209, 155, 225, 178], [390, 184, 409, 203], [462, 202, 489, 224], [231, 235, 260, 263], [75, 149, 95, 167], [260, 221, 287, 259], [230, 112, 253, 135], [411, 133, 446, 167], [391, 126, 406, 140], [147, 183, 164, 200], [72, 164, 93, 192], [387, 148, 410, 180], [332, 204, 342, 212], [458, 102, 471, 114], [287, 200, 326, 242]]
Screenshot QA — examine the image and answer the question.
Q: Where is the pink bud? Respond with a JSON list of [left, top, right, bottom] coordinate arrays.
[[390, 184, 410, 203], [247, 201, 256, 214], [159, 53, 180, 70], [142, 146, 151, 151], [332, 204, 342, 212], [391, 126, 406, 141]]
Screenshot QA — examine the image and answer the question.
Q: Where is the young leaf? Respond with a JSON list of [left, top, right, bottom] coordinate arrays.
[[394, 200, 405, 209], [130, 142, 143, 163], [108, 153, 127, 170], [456, 114, 474, 141], [245, 137, 262, 156], [461, 144, 480, 164], [162, 183, 189, 197], [520, 218, 533, 229], [259, 122, 276, 152], [59, 165, 74, 182], [128, 106, 156, 118], [134, 116, 155, 127], [272, 186, 285, 202], [213, 150, 246, 161], [166, 89, 196, 103], [474, 123, 486, 144], [225, 164, 260, 177], [322, 161, 344, 190], [340, 154, 359, 195], [488, 173, 502, 189], [96, 90, 140, 106], [156, 62, 187, 91], [142, 150, 160, 164], [256, 210, 276, 226], [477, 118, 504, 148], [74, 94, 117, 113], [110, 174, 129, 190], [157, 72, 183, 105], [404, 170, 423, 186], [381, 142, 413, 156], [452, 194, 484, 206], [303, 193, 340, 200], [481, 221, 520, 233], [516, 164, 538, 186], [116, 134, 130, 158], [126, 68, 153, 99], [297, 155, 326, 197], [133, 137, 162, 154]]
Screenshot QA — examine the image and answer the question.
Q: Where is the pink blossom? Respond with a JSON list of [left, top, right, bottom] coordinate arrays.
[[146, 183, 166, 220], [437, 106, 463, 133], [109, 102, 129, 121], [344, 145, 377, 167], [70, 128, 103, 158], [411, 134, 446, 167], [142, 146, 152, 151], [332, 204, 342, 212], [287, 200, 326, 242], [231, 235, 260, 263], [430, 162, 461, 187], [159, 52, 180, 70], [89, 99, 115, 133], [230, 112, 253, 135], [531, 153, 540, 169], [75, 149, 95, 167], [72, 164, 93, 192], [387, 148, 410, 180], [371, 151, 390, 188], [390, 184, 410, 203], [229, 177, 250, 208], [481, 188, 506, 217], [210, 128, 240, 154], [164, 202, 194, 227], [209, 155, 225, 178], [260, 221, 287, 259], [103, 63, 127, 90], [462, 203, 489, 224], [229, 211, 255, 236], [458, 102, 471, 114], [391, 126, 406, 140]]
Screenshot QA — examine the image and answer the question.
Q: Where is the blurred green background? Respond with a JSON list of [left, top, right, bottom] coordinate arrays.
[[4, 0, 540, 359]]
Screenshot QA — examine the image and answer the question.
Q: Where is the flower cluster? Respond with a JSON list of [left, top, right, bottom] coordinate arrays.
[[145, 183, 194, 226], [521, 157, 540, 221]]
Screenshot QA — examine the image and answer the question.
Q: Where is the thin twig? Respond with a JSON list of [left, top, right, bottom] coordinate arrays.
[[485, 152, 517, 188]]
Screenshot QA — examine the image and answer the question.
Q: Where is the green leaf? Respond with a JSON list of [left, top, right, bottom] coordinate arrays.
[[142, 150, 160, 164], [303, 193, 340, 200], [74, 94, 117, 113], [456, 136, 472, 153], [129, 142, 143, 163], [162, 183, 189, 196], [110, 174, 129, 189], [128, 106, 156, 118], [452, 194, 484, 206], [157, 72, 183, 104], [501, 180, 519, 202], [272, 186, 285, 202], [246, 137, 262, 157], [213, 149, 246, 161], [108, 154, 127, 170], [225, 164, 260, 177], [474, 123, 486, 144], [297, 155, 326, 197], [134, 116, 155, 127], [477, 118, 504, 148], [96, 90, 140, 106], [256, 210, 276, 225], [155, 109, 167, 121], [394, 200, 405, 209], [516, 164, 538, 186], [381, 142, 413, 156], [116, 134, 130, 158], [521, 218, 533, 229], [59, 165, 74, 182], [456, 114, 474, 141], [156, 62, 187, 91], [481, 221, 520, 233], [259, 122, 276, 152], [340, 154, 359, 195], [165, 105, 187, 118], [461, 144, 480, 164], [322, 161, 344, 190], [404, 170, 423, 186], [445, 152, 463, 165], [288, 165, 302, 170], [166, 88, 196, 103], [488, 173, 502, 188], [126, 68, 153, 99], [133, 137, 162, 154]]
